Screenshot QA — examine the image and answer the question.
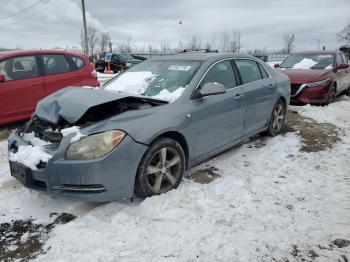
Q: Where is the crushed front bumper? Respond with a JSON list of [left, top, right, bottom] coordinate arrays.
[[8, 131, 148, 202]]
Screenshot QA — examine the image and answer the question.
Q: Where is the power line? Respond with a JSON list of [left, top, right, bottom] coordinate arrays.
[[0, 0, 46, 20], [0, 0, 58, 27]]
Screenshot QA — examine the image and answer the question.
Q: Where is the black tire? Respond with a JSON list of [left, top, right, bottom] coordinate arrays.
[[134, 138, 185, 198], [345, 87, 350, 96], [265, 99, 287, 137], [326, 84, 336, 105]]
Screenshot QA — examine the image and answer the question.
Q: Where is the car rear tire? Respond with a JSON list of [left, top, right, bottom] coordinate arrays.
[[265, 99, 286, 137], [134, 138, 185, 198]]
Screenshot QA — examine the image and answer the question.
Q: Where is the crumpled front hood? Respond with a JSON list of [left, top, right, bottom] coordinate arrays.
[[35, 87, 140, 124], [278, 68, 333, 84]]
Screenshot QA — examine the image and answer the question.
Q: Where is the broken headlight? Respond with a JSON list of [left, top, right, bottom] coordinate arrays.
[[66, 130, 126, 160]]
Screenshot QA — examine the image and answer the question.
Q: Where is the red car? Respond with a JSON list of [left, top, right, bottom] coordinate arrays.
[[275, 51, 350, 105], [0, 50, 99, 125]]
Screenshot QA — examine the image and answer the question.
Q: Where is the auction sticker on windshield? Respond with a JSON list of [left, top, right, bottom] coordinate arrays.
[[168, 65, 191, 71]]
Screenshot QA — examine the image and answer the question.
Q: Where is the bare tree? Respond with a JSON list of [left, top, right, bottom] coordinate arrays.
[[220, 31, 230, 52], [229, 31, 241, 53], [116, 36, 134, 53], [189, 36, 201, 50], [210, 33, 218, 51], [205, 40, 212, 50], [338, 21, 350, 44], [283, 33, 295, 54], [80, 26, 99, 56], [100, 32, 111, 53]]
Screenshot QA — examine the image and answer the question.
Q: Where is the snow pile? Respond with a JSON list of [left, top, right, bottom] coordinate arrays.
[[9, 145, 52, 170], [104, 71, 156, 95], [104, 71, 185, 102], [293, 100, 350, 128], [97, 72, 118, 85], [22, 132, 51, 147], [1, 99, 350, 260], [9, 132, 53, 170], [292, 58, 318, 69], [61, 126, 85, 143], [152, 87, 185, 102]]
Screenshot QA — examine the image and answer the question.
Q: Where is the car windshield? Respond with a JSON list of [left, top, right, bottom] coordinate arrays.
[[103, 60, 201, 102], [280, 54, 334, 69]]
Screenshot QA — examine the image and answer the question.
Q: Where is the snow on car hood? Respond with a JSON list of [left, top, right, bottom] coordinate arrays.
[[35, 87, 164, 125]]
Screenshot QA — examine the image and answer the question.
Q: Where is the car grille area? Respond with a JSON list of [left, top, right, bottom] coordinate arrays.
[[291, 84, 302, 96], [32, 118, 64, 143]]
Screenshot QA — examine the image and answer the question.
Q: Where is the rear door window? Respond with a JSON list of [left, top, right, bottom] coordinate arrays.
[[336, 53, 343, 65], [71, 56, 85, 69], [258, 63, 269, 78], [340, 53, 348, 63], [42, 54, 70, 75], [235, 59, 263, 84], [0, 56, 38, 81]]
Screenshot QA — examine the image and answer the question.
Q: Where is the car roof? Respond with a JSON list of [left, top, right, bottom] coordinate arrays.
[[149, 53, 258, 62], [291, 50, 337, 56], [0, 49, 86, 60]]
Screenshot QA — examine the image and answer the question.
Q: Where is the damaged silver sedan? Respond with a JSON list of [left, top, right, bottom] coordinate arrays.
[[8, 53, 290, 202]]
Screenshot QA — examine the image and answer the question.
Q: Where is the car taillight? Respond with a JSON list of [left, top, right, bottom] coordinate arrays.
[[91, 69, 97, 78]]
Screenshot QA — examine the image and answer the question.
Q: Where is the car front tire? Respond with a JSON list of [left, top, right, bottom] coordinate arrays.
[[326, 84, 336, 105], [345, 86, 350, 96], [265, 99, 286, 137], [134, 138, 185, 198]]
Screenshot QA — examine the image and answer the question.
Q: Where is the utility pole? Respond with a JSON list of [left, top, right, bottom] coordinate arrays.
[[81, 0, 88, 55]]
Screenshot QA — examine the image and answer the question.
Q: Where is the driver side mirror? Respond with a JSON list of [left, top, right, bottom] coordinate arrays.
[[274, 63, 280, 68], [337, 63, 349, 69], [197, 82, 226, 99], [0, 74, 5, 83]]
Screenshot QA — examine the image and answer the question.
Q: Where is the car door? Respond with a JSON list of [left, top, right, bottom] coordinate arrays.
[[0, 55, 45, 124], [41, 54, 82, 96], [190, 60, 245, 158], [334, 52, 347, 92], [234, 59, 276, 135], [340, 53, 350, 90]]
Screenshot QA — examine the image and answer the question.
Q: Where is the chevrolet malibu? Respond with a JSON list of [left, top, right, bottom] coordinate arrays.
[[8, 53, 290, 202]]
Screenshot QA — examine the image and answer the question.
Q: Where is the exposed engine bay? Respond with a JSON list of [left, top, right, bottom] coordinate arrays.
[[20, 97, 165, 144]]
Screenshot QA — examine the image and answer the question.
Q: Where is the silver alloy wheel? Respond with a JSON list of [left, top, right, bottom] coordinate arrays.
[[146, 147, 182, 193], [272, 103, 284, 132]]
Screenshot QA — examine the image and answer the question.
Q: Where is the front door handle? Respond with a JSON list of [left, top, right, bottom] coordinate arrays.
[[234, 94, 242, 100]]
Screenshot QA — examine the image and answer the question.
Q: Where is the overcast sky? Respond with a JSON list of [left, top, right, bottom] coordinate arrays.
[[1, 0, 349, 52]]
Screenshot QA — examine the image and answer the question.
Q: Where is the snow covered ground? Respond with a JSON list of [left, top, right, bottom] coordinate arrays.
[[97, 72, 118, 85], [0, 97, 349, 261]]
